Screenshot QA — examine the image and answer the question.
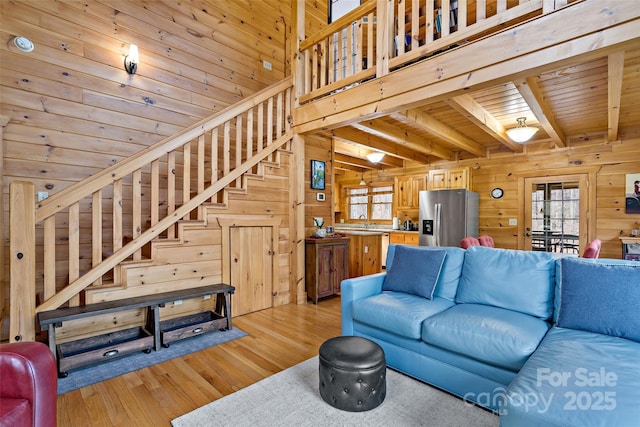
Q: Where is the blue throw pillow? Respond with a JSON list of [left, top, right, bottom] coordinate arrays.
[[382, 245, 446, 299], [557, 257, 640, 342]]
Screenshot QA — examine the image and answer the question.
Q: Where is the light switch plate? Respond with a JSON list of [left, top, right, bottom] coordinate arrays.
[[509, 218, 517, 226]]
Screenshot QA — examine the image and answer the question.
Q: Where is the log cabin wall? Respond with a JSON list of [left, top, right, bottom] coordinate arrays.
[[0, 1, 328, 326], [336, 136, 640, 259]]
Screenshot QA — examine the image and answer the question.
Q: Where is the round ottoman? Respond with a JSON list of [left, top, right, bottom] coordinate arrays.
[[318, 336, 386, 412]]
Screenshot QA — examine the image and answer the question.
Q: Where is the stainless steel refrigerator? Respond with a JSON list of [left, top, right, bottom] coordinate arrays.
[[419, 189, 479, 246]]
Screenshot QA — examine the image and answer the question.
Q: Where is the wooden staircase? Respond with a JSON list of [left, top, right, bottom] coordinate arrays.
[[8, 78, 294, 342], [84, 150, 287, 305]]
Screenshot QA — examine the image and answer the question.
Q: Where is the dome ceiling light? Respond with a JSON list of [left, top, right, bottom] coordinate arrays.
[[366, 151, 385, 163], [506, 117, 538, 143]]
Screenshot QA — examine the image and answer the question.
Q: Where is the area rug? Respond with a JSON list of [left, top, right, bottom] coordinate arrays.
[[172, 357, 499, 427], [58, 328, 246, 395]]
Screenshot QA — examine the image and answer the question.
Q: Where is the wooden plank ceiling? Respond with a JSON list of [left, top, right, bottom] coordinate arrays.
[[332, 46, 639, 172]]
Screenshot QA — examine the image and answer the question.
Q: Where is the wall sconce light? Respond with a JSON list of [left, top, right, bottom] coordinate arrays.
[[124, 44, 139, 74], [506, 117, 538, 143], [366, 151, 385, 163], [13, 36, 35, 53]]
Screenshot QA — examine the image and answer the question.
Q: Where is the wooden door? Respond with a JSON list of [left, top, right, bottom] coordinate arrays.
[[229, 226, 274, 316], [331, 243, 349, 293], [449, 168, 468, 189], [428, 169, 448, 190], [317, 246, 335, 298], [522, 174, 590, 253]]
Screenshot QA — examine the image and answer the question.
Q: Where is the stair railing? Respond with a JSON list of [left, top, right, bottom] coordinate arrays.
[[9, 77, 293, 342]]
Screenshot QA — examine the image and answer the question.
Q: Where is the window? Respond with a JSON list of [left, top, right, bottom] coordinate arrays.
[[347, 185, 393, 221]]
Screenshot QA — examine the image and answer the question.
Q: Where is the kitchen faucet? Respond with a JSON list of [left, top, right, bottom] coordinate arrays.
[[358, 214, 369, 229]]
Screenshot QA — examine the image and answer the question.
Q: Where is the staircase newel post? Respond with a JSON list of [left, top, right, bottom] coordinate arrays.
[[9, 181, 36, 342]]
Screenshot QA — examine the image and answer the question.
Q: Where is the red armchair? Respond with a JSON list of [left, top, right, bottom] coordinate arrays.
[[0, 342, 57, 427], [582, 239, 602, 258], [460, 237, 480, 249], [478, 235, 495, 248]]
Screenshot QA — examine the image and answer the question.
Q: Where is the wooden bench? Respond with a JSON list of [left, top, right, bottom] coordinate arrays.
[[37, 283, 234, 377]]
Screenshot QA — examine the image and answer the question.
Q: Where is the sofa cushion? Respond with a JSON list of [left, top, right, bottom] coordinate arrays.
[[386, 245, 464, 301], [456, 246, 555, 319], [557, 257, 640, 342], [502, 327, 640, 426], [383, 245, 446, 299], [352, 292, 454, 339], [421, 304, 550, 371]]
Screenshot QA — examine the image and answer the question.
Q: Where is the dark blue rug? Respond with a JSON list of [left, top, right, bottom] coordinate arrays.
[[57, 328, 247, 394]]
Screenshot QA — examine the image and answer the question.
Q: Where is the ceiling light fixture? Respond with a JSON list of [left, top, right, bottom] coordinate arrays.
[[366, 151, 385, 163], [506, 117, 538, 143], [13, 36, 34, 53], [359, 170, 366, 186], [124, 44, 139, 74]]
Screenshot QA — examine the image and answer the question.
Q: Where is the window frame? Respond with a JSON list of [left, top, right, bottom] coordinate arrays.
[[345, 183, 393, 223]]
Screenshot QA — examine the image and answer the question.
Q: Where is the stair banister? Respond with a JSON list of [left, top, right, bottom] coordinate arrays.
[[9, 77, 293, 342], [36, 130, 293, 314], [35, 77, 293, 222]]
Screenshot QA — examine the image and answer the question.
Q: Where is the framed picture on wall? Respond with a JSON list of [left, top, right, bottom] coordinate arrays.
[[311, 160, 326, 190], [626, 173, 640, 214]]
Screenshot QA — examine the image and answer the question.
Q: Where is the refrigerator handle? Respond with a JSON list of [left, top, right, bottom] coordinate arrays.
[[435, 203, 441, 246]]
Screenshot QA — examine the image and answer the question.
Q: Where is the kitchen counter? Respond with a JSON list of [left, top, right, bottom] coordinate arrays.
[[338, 230, 385, 236], [335, 226, 418, 234]]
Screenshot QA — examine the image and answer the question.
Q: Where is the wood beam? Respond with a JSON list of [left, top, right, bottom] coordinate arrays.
[[447, 94, 524, 152], [607, 51, 625, 141], [514, 77, 566, 148], [396, 109, 487, 157], [353, 119, 455, 160], [334, 153, 384, 170], [332, 127, 431, 163], [333, 140, 405, 168]]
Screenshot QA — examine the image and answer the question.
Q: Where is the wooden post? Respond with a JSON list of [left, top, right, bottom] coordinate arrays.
[[0, 116, 8, 338], [9, 181, 36, 342], [291, 133, 306, 303], [377, 0, 394, 78], [292, 0, 305, 108]]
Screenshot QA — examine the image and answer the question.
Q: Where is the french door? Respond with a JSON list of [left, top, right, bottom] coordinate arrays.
[[522, 174, 590, 253]]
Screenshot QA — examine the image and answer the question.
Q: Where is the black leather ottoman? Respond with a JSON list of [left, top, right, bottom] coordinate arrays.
[[318, 336, 386, 412]]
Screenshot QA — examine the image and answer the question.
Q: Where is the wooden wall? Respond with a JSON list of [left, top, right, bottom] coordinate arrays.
[[304, 134, 333, 236], [0, 1, 329, 318], [336, 137, 640, 259]]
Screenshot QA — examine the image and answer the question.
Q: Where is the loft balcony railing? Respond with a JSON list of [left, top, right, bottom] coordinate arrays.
[[298, 0, 577, 104]]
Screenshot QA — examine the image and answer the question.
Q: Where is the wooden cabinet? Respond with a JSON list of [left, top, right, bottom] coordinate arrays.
[[347, 233, 382, 277], [389, 232, 419, 246], [620, 237, 640, 261], [305, 238, 349, 304], [427, 167, 470, 190], [395, 175, 426, 209]]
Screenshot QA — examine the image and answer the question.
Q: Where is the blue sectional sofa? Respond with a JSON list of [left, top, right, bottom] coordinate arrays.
[[340, 244, 640, 426]]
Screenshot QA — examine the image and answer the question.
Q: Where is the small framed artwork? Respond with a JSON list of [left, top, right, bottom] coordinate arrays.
[[311, 160, 326, 190], [316, 193, 326, 201], [625, 173, 640, 214]]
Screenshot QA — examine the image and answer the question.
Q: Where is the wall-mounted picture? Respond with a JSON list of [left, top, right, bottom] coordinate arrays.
[[311, 160, 325, 190], [625, 173, 640, 214]]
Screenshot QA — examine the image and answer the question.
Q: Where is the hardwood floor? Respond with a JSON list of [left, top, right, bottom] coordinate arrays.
[[56, 297, 342, 426]]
